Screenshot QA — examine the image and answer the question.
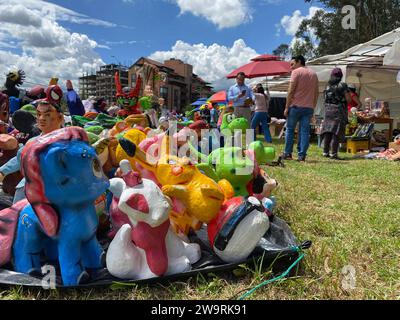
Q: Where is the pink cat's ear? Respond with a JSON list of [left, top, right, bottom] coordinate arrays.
[[120, 159, 142, 187], [122, 171, 142, 187]]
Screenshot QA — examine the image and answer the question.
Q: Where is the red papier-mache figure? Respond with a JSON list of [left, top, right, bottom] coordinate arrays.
[[115, 72, 142, 117]]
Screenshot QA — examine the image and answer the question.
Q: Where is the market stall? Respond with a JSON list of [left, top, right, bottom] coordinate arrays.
[[308, 27, 400, 151]]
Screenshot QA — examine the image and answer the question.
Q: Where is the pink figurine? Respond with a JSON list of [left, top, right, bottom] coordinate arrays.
[[106, 160, 201, 279]]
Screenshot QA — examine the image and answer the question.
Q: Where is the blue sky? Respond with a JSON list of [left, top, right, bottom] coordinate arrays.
[[0, 0, 324, 89], [56, 0, 318, 66]]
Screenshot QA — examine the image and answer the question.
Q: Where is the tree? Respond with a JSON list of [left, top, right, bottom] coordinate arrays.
[[273, 42, 315, 60], [273, 44, 290, 58], [295, 9, 345, 58], [299, 0, 400, 57], [290, 39, 316, 60]]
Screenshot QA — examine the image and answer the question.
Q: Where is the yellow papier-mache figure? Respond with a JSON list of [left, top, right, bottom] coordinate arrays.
[[117, 137, 234, 235], [115, 128, 147, 168]]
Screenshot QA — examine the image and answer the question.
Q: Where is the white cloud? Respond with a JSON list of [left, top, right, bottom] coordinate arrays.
[[0, 4, 42, 27], [173, 0, 252, 29], [279, 6, 322, 36], [104, 40, 138, 46], [149, 39, 258, 90], [276, 6, 323, 55], [0, 0, 106, 88], [0, 0, 117, 27]]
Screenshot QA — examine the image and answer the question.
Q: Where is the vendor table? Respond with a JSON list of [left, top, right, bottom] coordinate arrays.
[[358, 117, 394, 143]]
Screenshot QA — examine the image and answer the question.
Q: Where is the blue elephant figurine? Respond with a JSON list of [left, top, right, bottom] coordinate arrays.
[[0, 127, 109, 286]]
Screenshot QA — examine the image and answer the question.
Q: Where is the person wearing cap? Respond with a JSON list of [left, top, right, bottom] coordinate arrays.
[[321, 68, 352, 160], [0, 96, 64, 203], [283, 55, 319, 162], [347, 84, 362, 113]]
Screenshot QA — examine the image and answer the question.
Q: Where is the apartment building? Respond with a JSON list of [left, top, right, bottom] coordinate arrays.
[[78, 73, 96, 100], [129, 57, 213, 112], [79, 64, 129, 104]]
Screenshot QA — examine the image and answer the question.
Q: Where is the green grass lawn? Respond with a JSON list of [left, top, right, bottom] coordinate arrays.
[[1, 139, 399, 300]]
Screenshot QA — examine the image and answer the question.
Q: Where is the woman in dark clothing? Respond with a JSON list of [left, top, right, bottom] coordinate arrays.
[[321, 68, 352, 160]]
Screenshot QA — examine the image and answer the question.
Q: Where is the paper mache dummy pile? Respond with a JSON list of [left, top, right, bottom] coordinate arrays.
[[0, 71, 305, 287]]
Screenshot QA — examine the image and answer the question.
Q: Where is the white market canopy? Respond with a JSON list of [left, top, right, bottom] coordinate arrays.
[[307, 28, 400, 117], [308, 27, 400, 69], [248, 76, 290, 92]]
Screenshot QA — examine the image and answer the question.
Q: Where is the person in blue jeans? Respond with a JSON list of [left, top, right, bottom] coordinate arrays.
[[284, 107, 314, 160], [283, 55, 319, 162], [251, 84, 272, 143]]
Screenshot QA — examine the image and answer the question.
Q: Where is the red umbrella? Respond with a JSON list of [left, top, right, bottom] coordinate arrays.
[[226, 54, 290, 79], [208, 90, 227, 103]]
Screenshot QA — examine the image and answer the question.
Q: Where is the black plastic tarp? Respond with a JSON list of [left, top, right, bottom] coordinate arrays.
[[0, 216, 310, 288]]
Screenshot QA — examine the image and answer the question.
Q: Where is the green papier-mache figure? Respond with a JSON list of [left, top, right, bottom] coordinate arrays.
[[188, 141, 275, 196], [72, 115, 92, 127], [190, 143, 254, 196], [86, 131, 100, 145], [220, 113, 249, 133], [247, 141, 276, 165], [94, 113, 121, 129], [84, 125, 104, 136]]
